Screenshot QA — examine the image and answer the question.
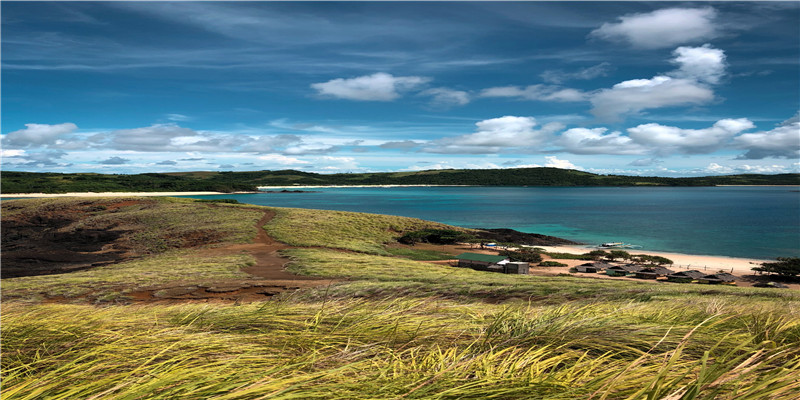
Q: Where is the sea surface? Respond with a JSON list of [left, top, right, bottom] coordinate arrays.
[[179, 186, 794, 259]]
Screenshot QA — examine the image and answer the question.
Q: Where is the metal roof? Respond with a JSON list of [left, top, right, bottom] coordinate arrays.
[[456, 252, 508, 263]]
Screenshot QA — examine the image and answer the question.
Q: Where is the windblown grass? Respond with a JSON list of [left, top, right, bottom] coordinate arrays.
[[3, 297, 799, 399], [264, 207, 469, 254], [2, 250, 255, 303], [3, 201, 800, 398]]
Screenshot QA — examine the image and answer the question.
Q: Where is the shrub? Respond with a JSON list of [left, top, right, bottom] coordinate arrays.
[[398, 229, 474, 245], [753, 257, 800, 277], [539, 261, 567, 267]]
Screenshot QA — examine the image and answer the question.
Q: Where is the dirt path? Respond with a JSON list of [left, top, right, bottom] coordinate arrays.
[[127, 210, 331, 303]]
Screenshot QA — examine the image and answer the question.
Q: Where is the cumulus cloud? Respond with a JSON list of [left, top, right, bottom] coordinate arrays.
[[424, 116, 562, 154], [100, 156, 130, 165], [590, 44, 725, 121], [589, 7, 718, 49], [480, 85, 586, 102], [734, 113, 800, 159], [627, 118, 755, 155], [420, 88, 470, 107], [558, 127, 646, 155], [2, 123, 78, 147], [669, 44, 726, 84], [110, 124, 199, 151], [540, 62, 612, 84], [257, 154, 309, 165], [629, 158, 663, 167], [311, 72, 430, 101], [379, 140, 421, 151], [704, 162, 796, 175], [544, 156, 582, 170], [591, 76, 714, 121]]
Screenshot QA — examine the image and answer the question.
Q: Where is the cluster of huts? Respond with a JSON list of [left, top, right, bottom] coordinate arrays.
[[454, 253, 529, 274], [576, 262, 737, 285], [453, 252, 742, 286]]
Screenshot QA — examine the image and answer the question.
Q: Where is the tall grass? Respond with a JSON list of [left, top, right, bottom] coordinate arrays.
[[265, 207, 470, 254], [3, 297, 798, 399]]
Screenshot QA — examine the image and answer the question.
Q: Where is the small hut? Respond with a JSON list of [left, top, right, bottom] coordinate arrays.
[[505, 261, 530, 275], [605, 264, 643, 277], [666, 270, 706, 283], [576, 262, 611, 273], [698, 272, 737, 285], [455, 253, 513, 273], [634, 266, 675, 279]]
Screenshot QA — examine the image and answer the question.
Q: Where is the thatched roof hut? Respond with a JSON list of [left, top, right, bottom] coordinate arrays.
[[666, 270, 706, 283], [576, 262, 611, 273], [698, 272, 737, 285]]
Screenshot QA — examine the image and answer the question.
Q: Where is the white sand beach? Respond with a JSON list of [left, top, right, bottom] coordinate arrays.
[[536, 245, 769, 274], [1, 191, 257, 198]]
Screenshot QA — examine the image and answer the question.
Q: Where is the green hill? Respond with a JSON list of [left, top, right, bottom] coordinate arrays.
[[3, 168, 799, 193], [2, 198, 799, 399]]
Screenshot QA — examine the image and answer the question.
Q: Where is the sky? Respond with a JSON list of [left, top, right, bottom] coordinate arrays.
[[2, 1, 799, 176]]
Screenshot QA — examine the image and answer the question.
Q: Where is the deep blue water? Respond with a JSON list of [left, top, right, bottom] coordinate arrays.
[[179, 186, 791, 259]]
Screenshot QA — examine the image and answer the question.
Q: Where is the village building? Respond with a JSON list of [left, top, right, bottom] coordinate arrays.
[[455, 253, 528, 274], [666, 270, 706, 283], [698, 272, 737, 285], [634, 266, 675, 280], [576, 262, 612, 273]]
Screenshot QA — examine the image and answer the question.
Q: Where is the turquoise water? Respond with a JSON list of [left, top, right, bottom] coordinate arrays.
[[179, 186, 794, 259]]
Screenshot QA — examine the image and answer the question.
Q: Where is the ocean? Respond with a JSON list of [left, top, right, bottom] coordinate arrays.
[[181, 186, 798, 259]]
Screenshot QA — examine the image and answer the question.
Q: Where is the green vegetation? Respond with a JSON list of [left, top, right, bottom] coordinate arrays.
[[4, 168, 799, 193], [500, 248, 544, 263], [2, 251, 254, 303], [539, 261, 568, 267], [397, 228, 474, 245], [3, 198, 800, 399], [264, 207, 467, 254], [753, 257, 800, 277], [384, 247, 454, 261]]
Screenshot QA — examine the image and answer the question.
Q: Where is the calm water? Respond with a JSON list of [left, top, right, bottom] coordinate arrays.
[[179, 186, 798, 259]]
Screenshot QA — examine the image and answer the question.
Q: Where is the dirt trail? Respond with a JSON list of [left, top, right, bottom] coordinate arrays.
[[127, 209, 330, 303]]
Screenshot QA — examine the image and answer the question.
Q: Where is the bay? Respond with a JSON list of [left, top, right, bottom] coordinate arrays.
[[178, 186, 799, 259]]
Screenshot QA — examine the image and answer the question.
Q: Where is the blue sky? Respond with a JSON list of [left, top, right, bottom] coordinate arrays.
[[2, 1, 799, 176]]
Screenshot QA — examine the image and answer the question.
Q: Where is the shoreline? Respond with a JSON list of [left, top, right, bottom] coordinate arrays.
[[257, 185, 474, 189], [536, 245, 769, 274], [1, 191, 258, 198]]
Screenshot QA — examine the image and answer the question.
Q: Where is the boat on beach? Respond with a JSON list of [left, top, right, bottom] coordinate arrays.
[[598, 242, 642, 249]]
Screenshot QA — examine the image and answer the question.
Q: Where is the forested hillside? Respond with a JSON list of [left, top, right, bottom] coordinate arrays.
[[3, 168, 799, 193]]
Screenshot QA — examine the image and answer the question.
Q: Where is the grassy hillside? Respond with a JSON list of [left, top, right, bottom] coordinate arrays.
[[4, 168, 799, 193], [2, 198, 800, 399]]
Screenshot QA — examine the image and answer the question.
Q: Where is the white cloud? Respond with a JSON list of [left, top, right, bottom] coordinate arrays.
[[420, 88, 470, 107], [540, 62, 612, 84], [311, 72, 429, 101], [544, 156, 582, 170], [590, 76, 714, 121], [703, 162, 795, 175], [669, 44, 726, 84], [165, 113, 192, 122], [480, 85, 587, 102], [558, 127, 646, 155], [283, 143, 336, 155], [423, 116, 562, 154], [590, 45, 726, 121], [2, 123, 78, 147], [734, 113, 800, 159], [590, 7, 718, 49], [1, 149, 26, 157], [257, 154, 309, 165], [627, 118, 755, 155]]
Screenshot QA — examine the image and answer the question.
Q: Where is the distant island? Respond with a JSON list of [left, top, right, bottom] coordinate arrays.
[[2, 168, 799, 194]]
